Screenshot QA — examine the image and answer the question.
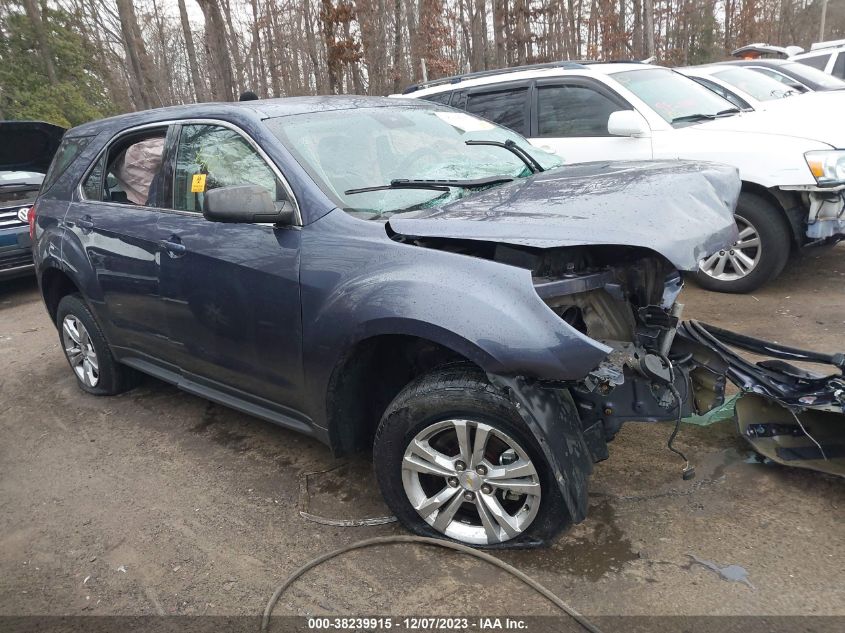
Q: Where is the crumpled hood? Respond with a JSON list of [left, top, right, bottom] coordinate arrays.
[[693, 108, 844, 148], [0, 121, 65, 173], [388, 160, 740, 271]]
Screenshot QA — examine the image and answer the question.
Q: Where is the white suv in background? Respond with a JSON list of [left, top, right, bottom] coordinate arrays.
[[792, 40, 845, 80], [399, 62, 845, 293]]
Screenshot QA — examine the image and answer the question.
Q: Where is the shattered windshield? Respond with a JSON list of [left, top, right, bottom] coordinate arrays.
[[266, 106, 561, 218]]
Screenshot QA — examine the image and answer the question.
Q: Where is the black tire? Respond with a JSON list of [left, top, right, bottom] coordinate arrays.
[[694, 192, 792, 293], [56, 293, 138, 395], [373, 365, 570, 548]]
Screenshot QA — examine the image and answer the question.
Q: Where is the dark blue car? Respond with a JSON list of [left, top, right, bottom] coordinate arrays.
[[0, 122, 64, 279], [32, 97, 742, 546]]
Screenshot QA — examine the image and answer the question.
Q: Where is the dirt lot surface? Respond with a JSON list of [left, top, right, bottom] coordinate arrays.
[[1, 245, 844, 625]]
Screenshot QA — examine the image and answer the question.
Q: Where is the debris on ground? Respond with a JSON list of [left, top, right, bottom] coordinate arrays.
[[687, 554, 755, 590]]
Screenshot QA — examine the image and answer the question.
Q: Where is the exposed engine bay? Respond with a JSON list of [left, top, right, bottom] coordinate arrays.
[[515, 245, 726, 473]]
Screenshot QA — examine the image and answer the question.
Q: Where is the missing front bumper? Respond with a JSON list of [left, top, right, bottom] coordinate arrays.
[[679, 321, 845, 477]]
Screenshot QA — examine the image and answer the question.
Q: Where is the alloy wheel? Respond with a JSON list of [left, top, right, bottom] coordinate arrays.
[[698, 214, 762, 281], [401, 419, 541, 545], [61, 315, 99, 387]]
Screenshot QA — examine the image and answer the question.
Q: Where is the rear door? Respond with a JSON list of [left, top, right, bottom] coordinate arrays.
[[528, 78, 652, 162], [156, 121, 305, 412], [66, 125, 173, 352]]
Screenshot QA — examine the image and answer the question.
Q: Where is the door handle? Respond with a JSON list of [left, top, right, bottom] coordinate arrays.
[[160, 236, 187, 258], [77, 215, 94, 231]]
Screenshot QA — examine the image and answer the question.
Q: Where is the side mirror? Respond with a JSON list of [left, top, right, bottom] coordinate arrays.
[[203, 184, 294, 224], [607, 110, 651, 138]]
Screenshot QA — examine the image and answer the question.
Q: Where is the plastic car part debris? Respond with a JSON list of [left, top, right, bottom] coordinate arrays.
[[678, 320, 845, 477], [687, 554, 755, 590]]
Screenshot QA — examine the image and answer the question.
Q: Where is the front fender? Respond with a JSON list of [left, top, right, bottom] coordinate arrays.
[[300, 210, 610, 429]]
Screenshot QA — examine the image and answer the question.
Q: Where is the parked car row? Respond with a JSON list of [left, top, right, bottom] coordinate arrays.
[[401, 60, 845, 293]]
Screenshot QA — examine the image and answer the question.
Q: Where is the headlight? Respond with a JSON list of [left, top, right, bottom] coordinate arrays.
[[805, 150, 845, 186]]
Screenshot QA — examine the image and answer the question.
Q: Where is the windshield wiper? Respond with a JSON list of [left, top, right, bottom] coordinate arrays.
[[672, 108, 740, 124], [465, 139, 545, 174], [344, 175, 514, 195]]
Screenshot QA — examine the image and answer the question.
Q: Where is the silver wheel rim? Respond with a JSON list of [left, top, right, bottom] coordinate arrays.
[[699, 214, 762, 281], [61, 315, 99, 387], [402, 419, 541, 545]]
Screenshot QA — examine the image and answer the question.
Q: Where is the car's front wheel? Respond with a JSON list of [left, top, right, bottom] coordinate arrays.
[[695, 192, 792, 293], [56, 294, 137, 395], [373, 366, 569, 547]]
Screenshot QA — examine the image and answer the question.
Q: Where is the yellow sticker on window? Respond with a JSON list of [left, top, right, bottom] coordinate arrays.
[[191, 174, 207, 193]]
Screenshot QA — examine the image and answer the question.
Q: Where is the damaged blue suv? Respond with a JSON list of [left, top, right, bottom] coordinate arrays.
[[31, 97, 781, 546]]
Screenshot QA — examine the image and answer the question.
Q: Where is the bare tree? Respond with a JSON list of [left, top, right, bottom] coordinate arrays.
[[178, 0, 207, 101], [196, 0, 237, 101], [115, 0, 161, 109]]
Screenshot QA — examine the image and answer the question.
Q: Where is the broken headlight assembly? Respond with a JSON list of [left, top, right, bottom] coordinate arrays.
[[805, 150, 845, 187]]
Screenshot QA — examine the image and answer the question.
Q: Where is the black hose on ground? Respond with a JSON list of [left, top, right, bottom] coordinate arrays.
[[261, 535, 605, 633]]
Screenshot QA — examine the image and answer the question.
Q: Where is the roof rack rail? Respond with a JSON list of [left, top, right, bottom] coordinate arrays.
[[810, 38, 845, 51], [401, 60, 590, 94]]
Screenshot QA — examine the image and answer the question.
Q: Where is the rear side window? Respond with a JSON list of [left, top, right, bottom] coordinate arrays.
[[833, 53, 845, 79], [797, 53, 831, 71], [79, 129, 167, 206], [42, 136, 91, 192], [536, 84, 624, 137], [465, 88, 528, 136]]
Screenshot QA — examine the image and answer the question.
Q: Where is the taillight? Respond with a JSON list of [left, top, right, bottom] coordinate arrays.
[[28, 205, 36, 242]]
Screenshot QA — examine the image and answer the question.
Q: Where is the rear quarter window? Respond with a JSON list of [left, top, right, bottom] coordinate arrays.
[[421, 92, 452, 105], [833, 53, 845, 79], [796, 53, 831, 71], [41, 136, 92, 193]]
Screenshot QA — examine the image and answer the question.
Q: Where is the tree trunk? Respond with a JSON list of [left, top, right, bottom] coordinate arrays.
[[249, 0, 269, 97], [22, 0, 57, 84], [178, 0, 206, 101], [115, 0, 161, 109], [644, 0, 655, 58], [392, 0, 403, 92], [494, 0, 506, 67], [470, 0, 486, 70], [196, 0, 236, 101], [220, 0, 246, 94]]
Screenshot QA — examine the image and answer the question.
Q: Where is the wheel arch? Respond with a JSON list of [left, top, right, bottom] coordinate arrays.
[[40, 266, 81, 325], [324, 333, 484, 456], [740, 181, 804, 249]]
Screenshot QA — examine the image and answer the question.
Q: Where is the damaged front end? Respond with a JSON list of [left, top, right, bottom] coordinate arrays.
[[492, 252, 844, 530], [521, 245, 729, 463], [680, 321, 845, 477], [487, 245, 730, 523]]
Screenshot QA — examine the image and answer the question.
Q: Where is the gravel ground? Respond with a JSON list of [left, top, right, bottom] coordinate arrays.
[[1, 244, 843, 624]]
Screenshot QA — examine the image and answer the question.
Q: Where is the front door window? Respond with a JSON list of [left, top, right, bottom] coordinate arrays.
[[173, 124, 286, 213]]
